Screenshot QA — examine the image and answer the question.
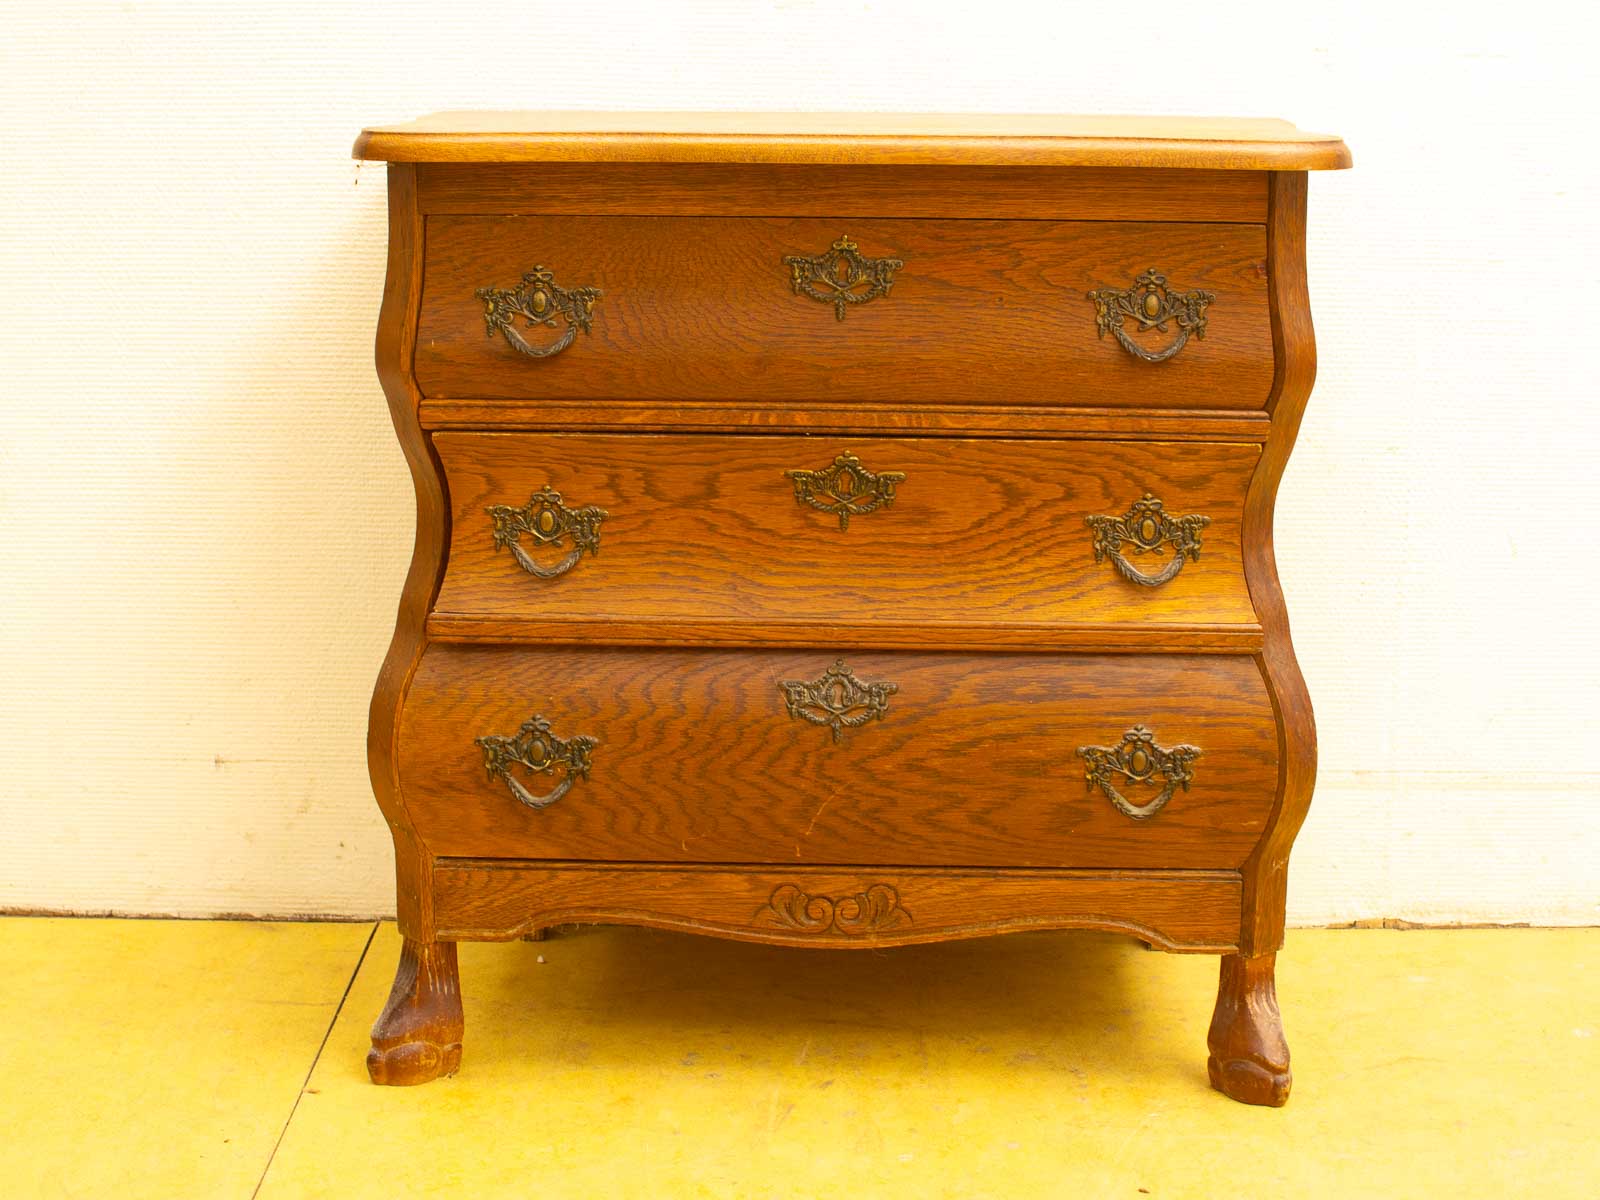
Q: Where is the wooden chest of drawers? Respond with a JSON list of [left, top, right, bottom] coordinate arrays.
[[354, 112, 1349, 1105]]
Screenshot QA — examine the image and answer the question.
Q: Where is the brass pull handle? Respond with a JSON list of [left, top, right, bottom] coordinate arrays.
[[476, 266, 601, 358], [1087, 268, 1214, 363], [1087, 493, 1210, 587], [487, 487, 608, 580], [475, 715, 597, 811], [785, 452, 906, 531], [779, 660, 898, 744], [1077, 725, 1201, 820], [783, 235, 903, 320]]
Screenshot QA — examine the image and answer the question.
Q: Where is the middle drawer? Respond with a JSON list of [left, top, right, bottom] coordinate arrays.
[[432, 433, 1260, 629]]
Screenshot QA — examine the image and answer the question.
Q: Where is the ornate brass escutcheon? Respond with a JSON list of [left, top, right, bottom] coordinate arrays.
[[1086, 493, 1210, 587], [475, 266, 602, 358], [785, 452, 906, 531], [782, 234, 904, 320], [1086, 268, 1215, 363], [779, 660, 898, 744], [1077, 725, 1202, 820], [487, 486, 608, 580], [475, 715, 597, 811]]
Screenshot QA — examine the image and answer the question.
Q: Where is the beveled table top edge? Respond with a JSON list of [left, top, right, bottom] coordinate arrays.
[[354, 111, 1351, 170]]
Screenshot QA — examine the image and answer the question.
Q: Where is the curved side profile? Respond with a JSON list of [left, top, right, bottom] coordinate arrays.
[[366, 164, 459, 1083], [1221, 170, 1322, 1104]]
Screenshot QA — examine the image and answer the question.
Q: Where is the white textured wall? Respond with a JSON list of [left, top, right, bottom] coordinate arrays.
[[2, 2, 1595, 923]]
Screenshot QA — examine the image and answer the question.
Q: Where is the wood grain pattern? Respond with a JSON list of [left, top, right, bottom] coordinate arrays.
[[431, 861, 1243, 952], [432, 433, 1260, 629], [416, 163, 1267, 223], [355, 111, 1351, 171], [397, 647, 1279, 869], [416, 216, 1273, 408], [418, 399, 1272, 440], [423, 616, 1263, 653]]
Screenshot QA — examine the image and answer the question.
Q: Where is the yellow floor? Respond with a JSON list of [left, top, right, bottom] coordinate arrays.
[[0, 922, 1593, 1199]]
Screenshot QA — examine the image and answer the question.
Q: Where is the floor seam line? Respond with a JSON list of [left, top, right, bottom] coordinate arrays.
[[250, 920, 380, 1200]]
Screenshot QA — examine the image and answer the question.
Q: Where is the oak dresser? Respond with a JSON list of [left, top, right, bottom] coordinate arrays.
[[352, 112, 1350, 1105]]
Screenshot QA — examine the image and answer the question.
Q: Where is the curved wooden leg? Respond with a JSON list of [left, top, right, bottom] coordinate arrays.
[[367, 937, 463, 1086], [1207, 952, 1291, 1106]]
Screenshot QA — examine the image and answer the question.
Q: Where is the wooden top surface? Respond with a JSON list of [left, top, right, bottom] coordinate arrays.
[[353, 111, 1350, 170]]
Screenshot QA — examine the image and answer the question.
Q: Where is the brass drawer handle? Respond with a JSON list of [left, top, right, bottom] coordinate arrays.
[[1087, 268, 1214, 363], [475, 715, 597, 811], [783, 234, 903, 320], [487, 487, 607, 580], [1077, 725, 1202, 820], [476, 266, 601, 358], [779, 660, 897, 743], [1087, 493, 1210, 587], [785, 452, 906, 531]]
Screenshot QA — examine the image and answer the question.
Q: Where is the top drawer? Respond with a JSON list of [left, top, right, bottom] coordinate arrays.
[[415, 216, 1272, 409]]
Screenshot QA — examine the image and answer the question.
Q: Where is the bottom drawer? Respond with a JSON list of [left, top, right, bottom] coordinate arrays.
[[398, 646, 1279, 869]]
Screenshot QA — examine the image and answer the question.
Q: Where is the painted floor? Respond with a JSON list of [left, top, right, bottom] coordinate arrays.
[[0, 921, 1593, 1198]]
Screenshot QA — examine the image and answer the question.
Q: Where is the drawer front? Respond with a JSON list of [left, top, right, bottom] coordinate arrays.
[[432, 433, 1260, 628], [416, 215, 1272, 408], [398, 646, 1279, 868]]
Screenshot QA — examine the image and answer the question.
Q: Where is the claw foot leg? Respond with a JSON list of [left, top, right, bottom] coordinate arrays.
[[1206, 952, 1291, 1106], [368, 937, 463, 1086]]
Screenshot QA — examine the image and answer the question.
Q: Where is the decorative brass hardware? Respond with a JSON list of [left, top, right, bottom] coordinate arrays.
[[779, 660, 897, 743], [1087, 493, 1210, 587], [783, 235, 904, 320], [1087, 268, 1215, 363], [475, 715, 597, 811], [476, 266, 602, 358], [487, 487, 608, 580], [1077, 726, 1202, 820], [785, 452, 906, 531], [755, 883, 911, 935]]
